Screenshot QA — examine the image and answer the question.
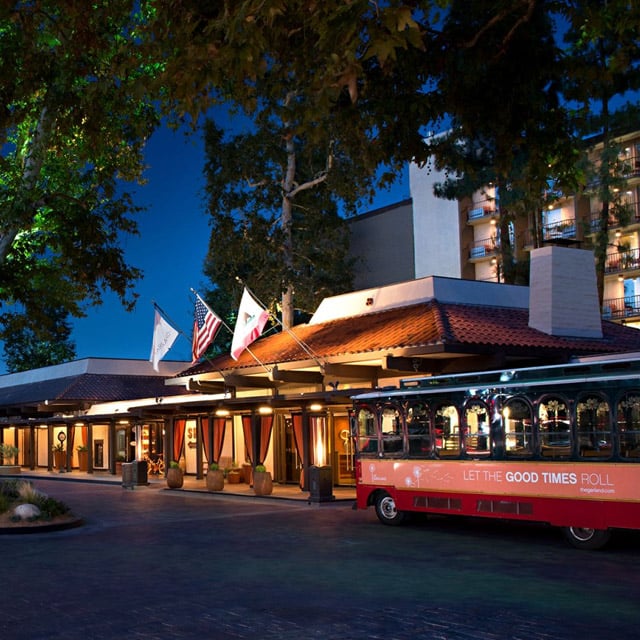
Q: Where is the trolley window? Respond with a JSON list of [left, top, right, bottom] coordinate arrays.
[[539, 396, 571, 459], [381, 404, 403, 454], [435, 403, 460, 458], [407, 401, 432, 457], [464, 400, 490, 457], [618, 393, 640, 459], [576, 394, 612, 459], [355, 405, 378, 455], [503, 397, 534, 458]]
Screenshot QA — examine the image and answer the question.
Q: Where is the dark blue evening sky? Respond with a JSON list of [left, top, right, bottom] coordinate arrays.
[[68, 123, 410, 368]]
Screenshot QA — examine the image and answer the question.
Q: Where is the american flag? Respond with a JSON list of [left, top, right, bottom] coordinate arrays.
[[192, 295, 222, 363]]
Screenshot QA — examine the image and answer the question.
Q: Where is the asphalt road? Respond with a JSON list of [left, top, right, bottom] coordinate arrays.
[[1, 479, 639, 640]]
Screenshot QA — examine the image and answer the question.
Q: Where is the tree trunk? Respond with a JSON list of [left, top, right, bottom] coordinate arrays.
[[281, 134, 296, 329], [0, 106, 52, 263]]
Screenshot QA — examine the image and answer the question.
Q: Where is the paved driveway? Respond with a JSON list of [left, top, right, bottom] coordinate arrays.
[[1, 479, 639, 639]]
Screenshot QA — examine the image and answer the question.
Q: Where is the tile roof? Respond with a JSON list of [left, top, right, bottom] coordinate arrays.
[[179, 300, 640, 377], [0, 374, 186, 408]]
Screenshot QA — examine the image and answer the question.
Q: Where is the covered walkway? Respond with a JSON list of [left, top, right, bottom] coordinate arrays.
[[7, 468, 356, 503]]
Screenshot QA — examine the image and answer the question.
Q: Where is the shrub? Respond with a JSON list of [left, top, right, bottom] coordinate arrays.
[[0, 493, 10, 514]]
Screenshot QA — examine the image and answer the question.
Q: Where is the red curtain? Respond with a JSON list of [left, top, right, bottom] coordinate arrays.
[[213, 417, 226, 463], [242, 414, 274, 465], [173, 418, 186, 463], [291, 414, 304, 462], [201, 417, 212, 463], [241, 415, 253, 464], [259, 415, 274, 465]]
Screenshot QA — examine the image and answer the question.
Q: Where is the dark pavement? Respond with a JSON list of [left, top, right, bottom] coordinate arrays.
[[1, 477, 639, 639]]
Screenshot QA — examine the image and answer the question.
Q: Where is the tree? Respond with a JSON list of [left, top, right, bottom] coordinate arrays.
[[2, 306, 75, 372], [561, 0, 640, 303], [202, 117, 357, 341], [425, 0, 580, 284], [0, 2, 159, 356], [184, 2, 435, 328]]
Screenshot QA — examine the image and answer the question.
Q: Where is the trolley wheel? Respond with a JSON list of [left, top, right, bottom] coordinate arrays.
[[563, 526, 611, 550], [374, 492, 406, 526]]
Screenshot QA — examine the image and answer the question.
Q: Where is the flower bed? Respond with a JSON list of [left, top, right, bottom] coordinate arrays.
[[0, 479, 82, 533]]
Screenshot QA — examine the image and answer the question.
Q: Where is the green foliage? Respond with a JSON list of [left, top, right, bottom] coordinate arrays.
[[254, 464, 266, 473], [0, 479, 21, 499], [0, 1, 158, 357], [169, 460, 180, 469], [209, 462, 219, 471], [0, 493, 9, 514], [0, 443, 19, 461], [2, 305, 75, 372], [0, 479, 69, 519], [34, 496, 70, 520]]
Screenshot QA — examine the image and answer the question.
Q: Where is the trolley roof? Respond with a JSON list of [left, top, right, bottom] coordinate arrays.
[[353, 354, 640, 400]]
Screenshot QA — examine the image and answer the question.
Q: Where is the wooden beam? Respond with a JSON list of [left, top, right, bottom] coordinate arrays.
[[269, 366, 324, 385], [187, 379, 227, 394], [383, 356, 438, 374], [223, 374, 280, 389], [322, 363, 379, 380]]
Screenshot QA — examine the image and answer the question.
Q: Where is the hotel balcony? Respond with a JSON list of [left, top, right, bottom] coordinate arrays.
[[590, 200, 640, 233], [467, 205, 498, 226], [542, 218, 577, 241], [605, 247, 640, 274], [469, 237, 499, 262], [602, 294, 640, 321]]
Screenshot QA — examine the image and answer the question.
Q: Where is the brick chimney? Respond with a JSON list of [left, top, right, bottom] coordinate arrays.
[[528, 245, 603, 338]]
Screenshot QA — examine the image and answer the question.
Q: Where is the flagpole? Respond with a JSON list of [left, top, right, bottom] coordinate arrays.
[[189, 288, 271, 374], [234, 277, 324, 366], [152, 300, 191, 344]]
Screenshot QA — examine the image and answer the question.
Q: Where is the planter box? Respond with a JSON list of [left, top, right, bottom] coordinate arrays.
[[0, 466, 20, 475]]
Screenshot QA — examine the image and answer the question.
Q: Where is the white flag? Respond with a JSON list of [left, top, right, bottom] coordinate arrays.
[[150, 309, 179, 371], [231, 288, 270, 360]]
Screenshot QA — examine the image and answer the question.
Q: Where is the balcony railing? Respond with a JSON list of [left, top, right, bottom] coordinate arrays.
[[590, 200, 640, 232], [467, 206, 498, 223], [542, 218, 577, 241], [469, 237, 499, 259], [605, 247, 640, 273], [603, 295, 640, 321]]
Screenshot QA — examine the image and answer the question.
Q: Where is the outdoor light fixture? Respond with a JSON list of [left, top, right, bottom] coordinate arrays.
[[258, 406, 272, 415], [308, 403, 323, 412], [215, 409, 230, 417]]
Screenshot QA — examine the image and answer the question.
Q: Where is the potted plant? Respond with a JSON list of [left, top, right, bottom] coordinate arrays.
[[253, 464, 273, 496], [0, 443, 20, 475], [76, 445, 89, 472], [115, 453, 125, 474], [166, 460, 184, 489], [226, 461, 241, 484], [52, 442, 66, 472], [206, 462, 225, 492]]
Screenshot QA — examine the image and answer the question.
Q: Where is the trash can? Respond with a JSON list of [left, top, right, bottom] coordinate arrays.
[[121, 460, 148, 489], [308, 465, 335, 503]]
